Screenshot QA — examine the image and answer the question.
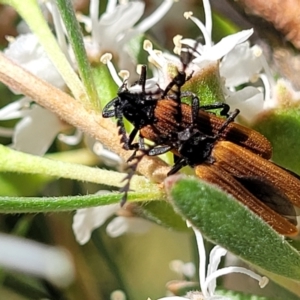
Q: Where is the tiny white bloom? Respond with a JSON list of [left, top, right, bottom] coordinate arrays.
[[179, 0, 253, 68], [73, 192, 152, 244], [101, 52, 163, 96], [73, 202, 119, 245], [157, 222, 268, 300]]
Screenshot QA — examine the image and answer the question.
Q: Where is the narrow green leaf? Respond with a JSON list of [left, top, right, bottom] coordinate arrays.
[[0, 145, 150, 190], [0, 190, 163, 213], [166, 175, 300, 280], [56, 0, 99, 110]]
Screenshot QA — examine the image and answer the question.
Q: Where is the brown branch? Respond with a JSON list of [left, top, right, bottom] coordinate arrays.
[[0, 52, 169, 183]]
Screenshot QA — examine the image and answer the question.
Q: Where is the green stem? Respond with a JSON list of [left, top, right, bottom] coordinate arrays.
[[0, 191, 164, 213], [0, 145, 149, 190], [56, 0, 100, 111]]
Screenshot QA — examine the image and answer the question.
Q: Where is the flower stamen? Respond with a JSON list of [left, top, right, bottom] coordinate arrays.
[[143, 40, 165, 68], [100, 53, 123, 87], [173, 35, 183, 55], [184, 11, 211, 48]]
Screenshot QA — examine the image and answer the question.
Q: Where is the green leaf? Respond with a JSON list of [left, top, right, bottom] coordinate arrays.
[[166, 175, 300, 281], [254, 107, 300, 175], [0, 173, 51, 196], [182, 62, 225, 107]]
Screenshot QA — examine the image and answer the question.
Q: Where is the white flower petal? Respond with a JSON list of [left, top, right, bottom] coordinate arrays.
[[193, 29, 253, 63], [73, 203, 119, 245], [12, 106, 64, 155], [106, 216, 152, 238], [225, 86, 264, 124], [95, 2, 145, 47], [221, 42, 262, 87], [12, 107, 61, 154], [4, 34, 65, 89]]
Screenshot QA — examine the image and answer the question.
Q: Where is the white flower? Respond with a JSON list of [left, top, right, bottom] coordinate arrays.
[[157, 222, 268, 300], [0, 95, 66, 155], [2, 33, 68, 155], [12, 104, 67, 155], [0, 233, 74, 288], [4, 34, 65, 89], [142, 0, 254, 88], [178, 0, 253, 68], [220, 42, 263, 88], [224, 87, 264, 125], [219, 43, 267, 124], [79, 0, 174, 75], [73, 202, 120, 244], [72, 191, 152, 244], [172, 0, 268, 125]]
